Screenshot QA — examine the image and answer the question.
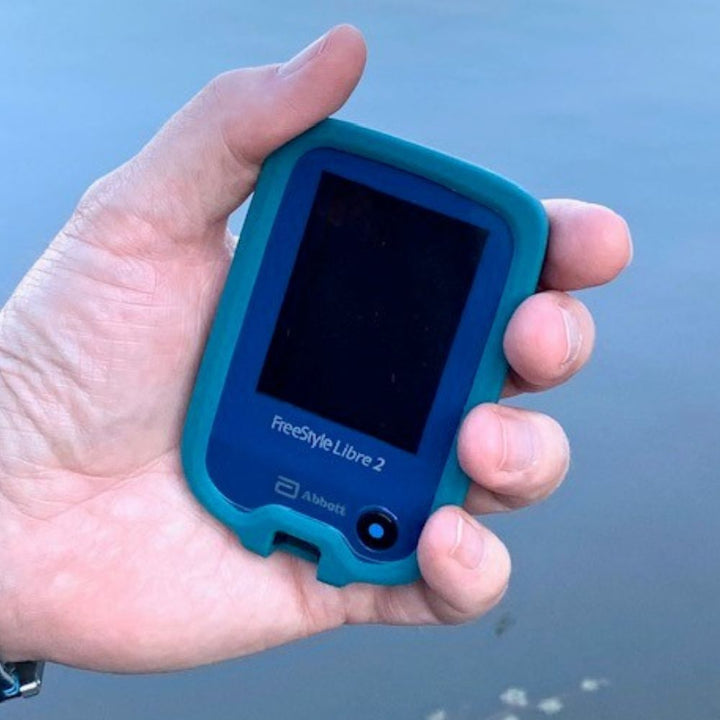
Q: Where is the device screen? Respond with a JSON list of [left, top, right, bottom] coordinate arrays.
[[257, 171, 487, 453]]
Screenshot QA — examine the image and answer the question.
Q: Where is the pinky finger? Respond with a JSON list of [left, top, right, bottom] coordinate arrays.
[[416, 506, 512, 622], [344, 506, 512, 627]]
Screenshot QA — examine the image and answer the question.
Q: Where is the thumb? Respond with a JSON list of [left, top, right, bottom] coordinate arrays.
[[79, 24, 366, 248]]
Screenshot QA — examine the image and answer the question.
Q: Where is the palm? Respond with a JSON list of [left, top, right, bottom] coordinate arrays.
[[0, 193, 360, 670]]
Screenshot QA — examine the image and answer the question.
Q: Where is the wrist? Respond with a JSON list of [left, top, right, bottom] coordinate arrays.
[[0, 468, 47, 665], [0, 373, 47, 662], [0, 493, 28, 662], [0, 661, 45, 702]]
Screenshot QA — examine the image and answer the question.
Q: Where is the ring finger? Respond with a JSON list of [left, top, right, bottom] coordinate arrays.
[[458, 403, 571, 514]]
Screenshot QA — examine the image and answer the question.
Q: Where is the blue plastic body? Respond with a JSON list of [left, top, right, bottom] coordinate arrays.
[[205, 147, 512, 564], [182, 119, 548, 587]]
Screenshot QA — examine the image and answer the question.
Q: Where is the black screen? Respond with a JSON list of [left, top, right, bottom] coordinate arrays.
[[257, 172, 487, 453]]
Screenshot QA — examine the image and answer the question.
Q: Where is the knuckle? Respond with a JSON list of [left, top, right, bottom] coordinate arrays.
[[205, 69, 249, 118], [206, 66, 285, 171]]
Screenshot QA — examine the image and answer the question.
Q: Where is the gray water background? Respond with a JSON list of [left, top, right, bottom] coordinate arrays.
[[1, 1, 719, 718]]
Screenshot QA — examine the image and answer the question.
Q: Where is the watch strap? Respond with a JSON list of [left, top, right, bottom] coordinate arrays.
[[0, 661, 44, 702]]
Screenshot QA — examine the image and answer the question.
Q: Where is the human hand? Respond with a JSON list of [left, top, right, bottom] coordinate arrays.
[[0, 25, 631, 672]]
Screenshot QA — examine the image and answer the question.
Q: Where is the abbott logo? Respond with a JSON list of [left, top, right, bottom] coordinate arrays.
[[274, 476, 300, 499]]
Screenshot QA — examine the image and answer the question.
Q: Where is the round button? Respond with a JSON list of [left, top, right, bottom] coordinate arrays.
[[357, 508, 399, 551]]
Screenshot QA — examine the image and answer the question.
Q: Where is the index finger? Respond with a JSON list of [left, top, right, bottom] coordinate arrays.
[[540, 199, 633, 291]]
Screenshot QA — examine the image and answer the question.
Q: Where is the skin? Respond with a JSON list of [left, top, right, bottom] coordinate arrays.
[[0, 25, 632, 672]]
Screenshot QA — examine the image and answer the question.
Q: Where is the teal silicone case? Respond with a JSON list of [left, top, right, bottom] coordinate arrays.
[[181, 119, 548, 587]]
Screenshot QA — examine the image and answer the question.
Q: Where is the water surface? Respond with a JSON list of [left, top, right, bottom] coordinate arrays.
[[1, 1, 719, 717]]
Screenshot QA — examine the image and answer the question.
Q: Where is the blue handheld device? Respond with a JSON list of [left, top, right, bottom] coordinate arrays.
[[182, 120, 548, 587]]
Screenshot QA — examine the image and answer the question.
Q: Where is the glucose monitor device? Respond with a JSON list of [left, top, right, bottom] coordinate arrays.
[[182, 119, 548, 587]]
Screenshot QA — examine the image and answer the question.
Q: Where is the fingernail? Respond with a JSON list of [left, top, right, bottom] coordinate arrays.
[[278, 32, 329, 76], [498, 412, 537, 472], [451, 515, 486, 570], [558, 304, 582, 368], [624, 227, 634, 269]]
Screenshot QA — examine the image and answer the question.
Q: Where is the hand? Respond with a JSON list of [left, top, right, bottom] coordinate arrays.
[[0, 25, 631, 672]]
